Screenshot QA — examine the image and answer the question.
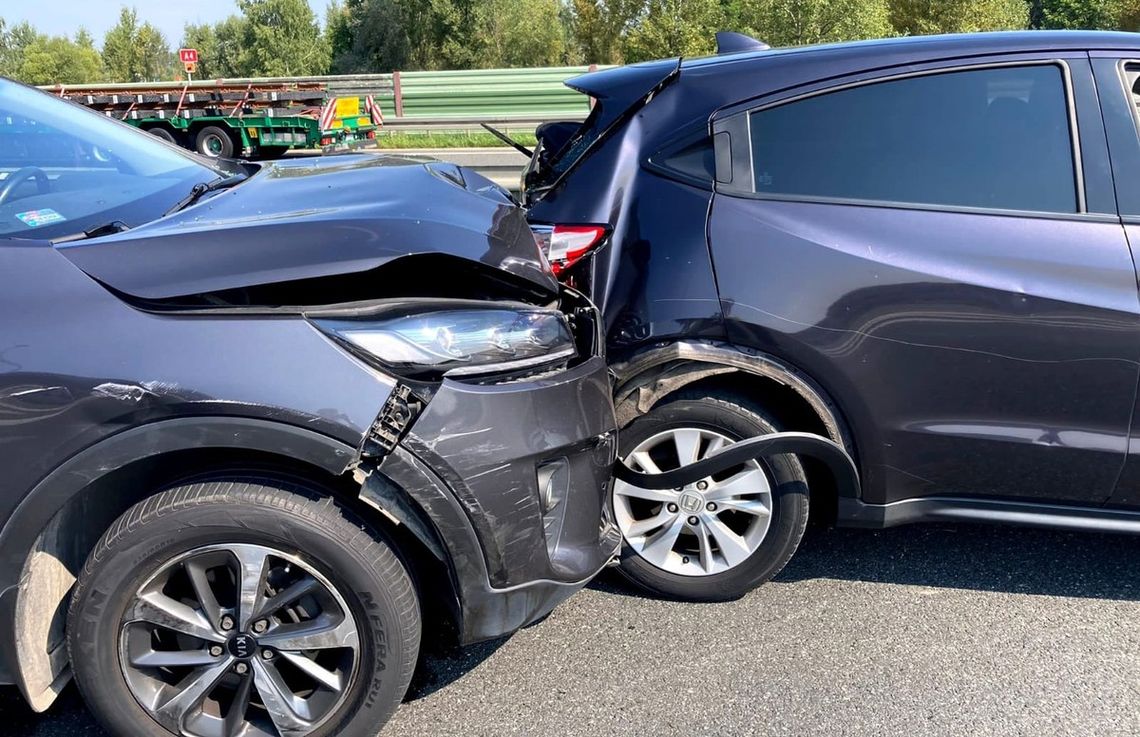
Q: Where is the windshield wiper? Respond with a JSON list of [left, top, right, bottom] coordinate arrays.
[[52, 220, 131, 244], [164, 172, 249, 216]]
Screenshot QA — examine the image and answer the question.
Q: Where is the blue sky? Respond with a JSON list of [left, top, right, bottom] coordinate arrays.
[[4, 1, 328, 47]]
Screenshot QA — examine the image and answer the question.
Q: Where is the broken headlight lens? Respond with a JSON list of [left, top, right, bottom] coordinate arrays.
[[317, 308, 576, 378]]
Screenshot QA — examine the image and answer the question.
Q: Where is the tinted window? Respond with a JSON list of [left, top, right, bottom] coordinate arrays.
[[653, 135, 715, 183], [749, 65, 1077, 213]]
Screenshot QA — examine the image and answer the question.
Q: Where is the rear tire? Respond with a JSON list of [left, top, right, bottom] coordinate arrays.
[[613, 390, 809, 601], [68, 476, 420, 737], [195, 126, 235, 158]]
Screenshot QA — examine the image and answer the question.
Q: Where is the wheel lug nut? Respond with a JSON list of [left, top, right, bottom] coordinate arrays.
[[682, 556, 690, 564], [696, 480, 708, 491], [209, 645, 223, 657], [667, 503, 678, 513], [220, 615, 234, 632], [261, 649, 274, 661], [706, 502, 717, 512], [687, 516, 699, 526], [234, 662, 249, 675], [252, 619, 268, 634]]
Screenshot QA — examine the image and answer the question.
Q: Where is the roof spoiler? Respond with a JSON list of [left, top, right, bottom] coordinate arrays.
[[716, 31, 770, 54]]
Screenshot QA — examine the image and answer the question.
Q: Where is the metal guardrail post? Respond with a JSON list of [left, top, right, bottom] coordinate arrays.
[[393, 71, 404, 118]]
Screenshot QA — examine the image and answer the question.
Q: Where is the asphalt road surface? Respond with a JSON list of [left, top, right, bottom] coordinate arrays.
[[4, 522, 1139, 737]]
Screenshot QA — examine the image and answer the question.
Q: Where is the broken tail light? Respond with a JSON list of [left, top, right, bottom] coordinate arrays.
[[530, 224, 607, 278]]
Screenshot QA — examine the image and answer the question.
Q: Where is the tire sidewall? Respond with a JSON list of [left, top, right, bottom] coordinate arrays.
[[196, 127, 234, 158], [69, 488, 413, 737], [614, 396, 809, 600]]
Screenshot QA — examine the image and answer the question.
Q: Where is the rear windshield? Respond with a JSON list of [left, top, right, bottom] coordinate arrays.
[[545, 105, 605, 180]]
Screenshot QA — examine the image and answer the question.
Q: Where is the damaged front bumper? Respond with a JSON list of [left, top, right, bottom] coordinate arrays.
[[359, 293, 621, 643]]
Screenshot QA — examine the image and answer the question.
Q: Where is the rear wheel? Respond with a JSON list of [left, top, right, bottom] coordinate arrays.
[[196, 126, 235, 158], [68, 476, 420, 737], [612, 390, 809, 601]]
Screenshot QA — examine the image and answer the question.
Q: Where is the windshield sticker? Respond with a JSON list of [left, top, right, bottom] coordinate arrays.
[[15, 209, 66, 228]]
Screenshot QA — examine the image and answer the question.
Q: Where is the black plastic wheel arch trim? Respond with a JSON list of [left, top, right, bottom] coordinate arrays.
[[611, 430, 860, 497]]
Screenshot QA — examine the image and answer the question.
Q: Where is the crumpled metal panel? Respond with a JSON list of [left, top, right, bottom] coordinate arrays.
[[58, 154, 557, 299]]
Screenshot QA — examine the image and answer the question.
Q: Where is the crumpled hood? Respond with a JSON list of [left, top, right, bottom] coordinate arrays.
[[57, 154, 557, 300]]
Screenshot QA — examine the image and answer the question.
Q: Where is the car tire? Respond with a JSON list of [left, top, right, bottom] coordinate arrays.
[[67, 475, 420, 737], [612, 390, 809, 601], [195, 126, 235, 158]]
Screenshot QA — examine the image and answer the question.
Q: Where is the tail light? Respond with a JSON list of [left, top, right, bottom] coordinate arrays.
[[530, 224, 607, 278]]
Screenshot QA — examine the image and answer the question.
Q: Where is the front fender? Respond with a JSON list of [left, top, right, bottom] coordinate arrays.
[[0, 416, 359, 709]]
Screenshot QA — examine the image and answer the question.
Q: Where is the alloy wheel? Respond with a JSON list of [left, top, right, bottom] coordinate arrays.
[[613, 428, 773, 577], [118, 543, 359, 737]]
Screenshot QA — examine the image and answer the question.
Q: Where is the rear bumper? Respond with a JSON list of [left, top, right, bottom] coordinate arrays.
[[378, 354, 620, 643]]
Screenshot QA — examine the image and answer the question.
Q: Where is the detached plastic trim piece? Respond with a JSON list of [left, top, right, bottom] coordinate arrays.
[[612, 431, 860, 498]]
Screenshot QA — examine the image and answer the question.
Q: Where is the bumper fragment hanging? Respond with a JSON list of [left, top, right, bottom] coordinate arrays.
[[612, 431, 860, 498]]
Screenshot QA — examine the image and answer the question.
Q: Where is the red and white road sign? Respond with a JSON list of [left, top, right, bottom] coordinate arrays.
[[178, 48, 199, 64]]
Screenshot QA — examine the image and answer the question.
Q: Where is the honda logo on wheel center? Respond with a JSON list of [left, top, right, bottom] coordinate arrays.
[[679, 491, 704, 514]]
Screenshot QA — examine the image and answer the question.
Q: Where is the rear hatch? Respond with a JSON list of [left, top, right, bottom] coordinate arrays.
[[521, 59, 680, 204]]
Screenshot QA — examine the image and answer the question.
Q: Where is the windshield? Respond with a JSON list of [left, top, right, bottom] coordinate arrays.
[[0, 79, 222, 240]]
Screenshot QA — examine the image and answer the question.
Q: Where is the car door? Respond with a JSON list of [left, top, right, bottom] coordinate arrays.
[[707, 53, 1140, 507], [1092, 52, 1140, 509]]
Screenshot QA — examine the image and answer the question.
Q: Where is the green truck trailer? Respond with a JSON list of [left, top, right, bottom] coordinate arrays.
[[40, 75, 392, 159]]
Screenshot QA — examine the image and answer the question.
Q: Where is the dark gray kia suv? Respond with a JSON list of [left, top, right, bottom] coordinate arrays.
[[0, 79, 619, 737], [526, 30, 1140, 602]]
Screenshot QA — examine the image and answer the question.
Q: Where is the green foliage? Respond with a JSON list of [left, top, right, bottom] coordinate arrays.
[[15, 28, 104, 84], [470, 0, 574, 67], [330, 0, 402, 71], [622, 0, 724, 62], [102, 7, 173, 81], [0, 20, 103, 84], [330, 0, 572, 72], [568, 0, 644, 64], [9, 0, 1140, 87], [233, 0, 331, 75], [889, 0, 1029, 35], [1030, 0, 1140, 29], [731, 0, 894, 47], [0, 20, 36, 78]]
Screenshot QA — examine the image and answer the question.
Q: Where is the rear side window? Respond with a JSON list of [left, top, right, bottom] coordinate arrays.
[[748, 65, 1078, 213]]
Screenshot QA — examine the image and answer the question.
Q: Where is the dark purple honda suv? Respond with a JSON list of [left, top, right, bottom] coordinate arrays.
[[526, 30, 1140, 601]]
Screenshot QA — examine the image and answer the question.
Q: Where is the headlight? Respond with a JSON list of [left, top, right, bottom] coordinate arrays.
[[316, 307, 576, 378]]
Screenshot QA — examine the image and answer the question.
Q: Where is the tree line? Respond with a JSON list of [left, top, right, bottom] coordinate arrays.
[[3, 0, 1140, 85]]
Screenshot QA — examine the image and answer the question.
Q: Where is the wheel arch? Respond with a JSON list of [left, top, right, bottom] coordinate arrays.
[[612, 341, 861, 518], [0, 417, 456, 712]]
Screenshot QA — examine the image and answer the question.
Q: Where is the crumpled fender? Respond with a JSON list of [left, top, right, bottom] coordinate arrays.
[[613, 431, 860, 498]]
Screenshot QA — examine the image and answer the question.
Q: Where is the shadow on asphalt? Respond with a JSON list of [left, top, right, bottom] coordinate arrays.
[[4, 523, 1138, 733], [592, 522, 1140, 602]]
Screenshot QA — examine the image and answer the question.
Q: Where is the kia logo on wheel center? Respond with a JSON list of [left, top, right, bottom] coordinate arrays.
[[228, 634, 256, 660]]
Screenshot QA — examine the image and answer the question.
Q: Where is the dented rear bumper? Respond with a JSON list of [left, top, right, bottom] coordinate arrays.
[[375, 354, 621, 643]]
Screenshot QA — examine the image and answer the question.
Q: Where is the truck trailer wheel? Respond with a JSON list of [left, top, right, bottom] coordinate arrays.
[[195, 126, 235, 158], [146, 127, 179, 145], [68, 476, 421, 737]]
